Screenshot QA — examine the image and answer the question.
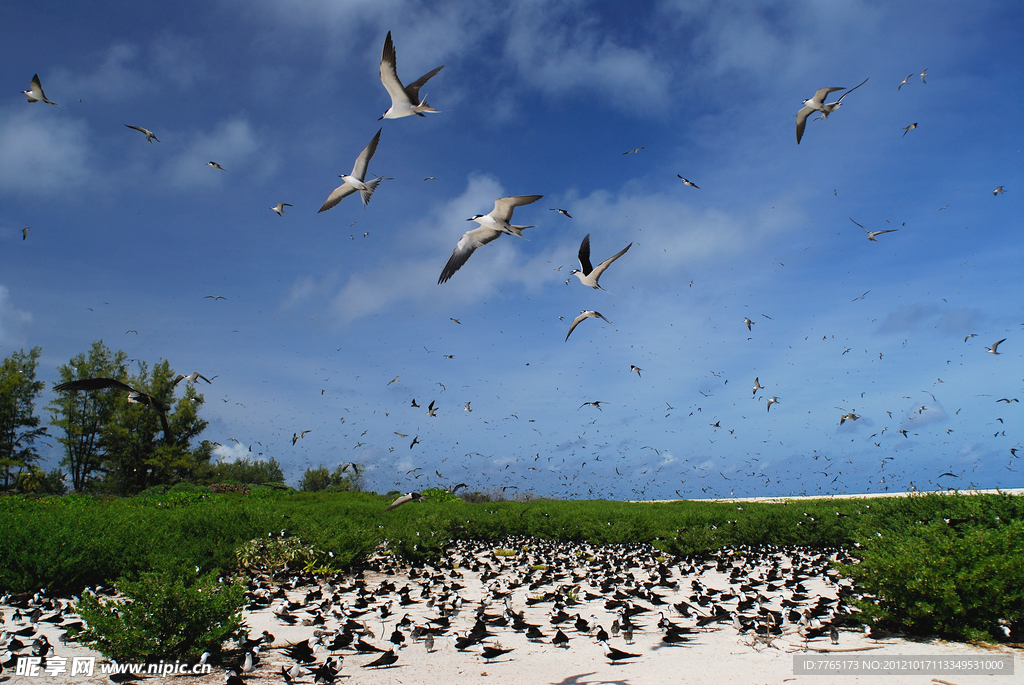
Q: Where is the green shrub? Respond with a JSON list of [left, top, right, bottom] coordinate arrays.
[[73, 568, 245, 660], [837, 518, 1024, 642]]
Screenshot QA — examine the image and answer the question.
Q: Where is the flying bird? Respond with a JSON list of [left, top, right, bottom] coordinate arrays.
[[993, 186, 1006, 196], [271, 203, 292, 216], [22, 228, 30, 241], [54, 378, 170, 442], [902, 123, 918, 136], [379, 31, 444, 119], [850, 217, 898, 241], [630, 365, 642, 378], [987, 339, 1006, 355], [920, 68, 928, 83], [840, 412, 860, 425], [125, 125, 160, 143], [898, 74, 912, 90], [744, 317, 754, 331], [426, 400, 438, 416], [815, 78, 869, 120], [24, 74, 58, 106], [570, 234, 631, 290], [796, 86, 845, 143], [766, 396, 780, 412], [677, 175, 700, 188], [579, 401, 606, 411], [550, 208, 572, 218], [292, 430, 311, 445], [319, 129, 383, 212], [622, 147, 644, 155], [464, 401, 472, 412], [565, 310, 613, 342], [207, 161, 225, 170], [438, 195, 543, 284], [752, 377, 764, 396], [410, 435, 420, 449], [205, 295, 226, 300], [385, 492, 423, 511], [173, 371, 212, 386]]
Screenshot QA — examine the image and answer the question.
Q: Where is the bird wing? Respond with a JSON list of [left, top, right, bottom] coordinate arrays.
[[874, 229, 898, 236], [55, 377, 137, 394], [595, 312, 613, 325], [565, 312, 588, 341], [810, 87, 845, 106], [849, 217, 868, 233], [490, 195, 543, 222], [318, 182, 357, 212], [834, 77, 868, 104], [385, 494, 412, 511], [590, 243, 632, 281], [577, 234, 593, 275], [795, 105, 814, 144], [438, 226, 504, 283], [350, 128, 382, 180], [379, 32, 410, 106], [992, 339, 1006, 352], [404, 65, 445, 105]]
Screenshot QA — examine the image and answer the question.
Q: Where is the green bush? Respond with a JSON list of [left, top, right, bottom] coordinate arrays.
[[837, 518, 1024, 642], [73, 568, 245, 660]]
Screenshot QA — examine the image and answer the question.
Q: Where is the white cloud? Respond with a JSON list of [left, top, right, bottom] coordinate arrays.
[[0, 108, 92, 194], [53, 43, 156, 102], [0, 285, 32, 346], [212, 442, 251, 461], [159, 118, 267, 189]]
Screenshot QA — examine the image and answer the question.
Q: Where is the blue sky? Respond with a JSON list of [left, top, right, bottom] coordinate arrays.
[[2, 0, 1022, 499]]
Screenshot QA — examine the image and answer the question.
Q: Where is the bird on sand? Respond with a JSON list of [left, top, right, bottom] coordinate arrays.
[[385, 493, 423, 511], [987, 339, 1006, 355], [173, 371, 212, 386], [207, 161, 225, 170], [319, 129, 382, 212], [271, 203, 293, 216], [902, 123, 917, 136], [677, 175, 700, 188], [767, 396, 780, 412], [571, 234, 631, 290], [565, 310, 613, 341], [796, 86, 845, 143], [363, 649, 398, 668], [125, 125, 160, 143], [850, 217, 898, 241], [598, 640, 640, 661], [24, 74, 58, 106], [438, 195, 543, 284], [54, 378, 170, 442], [378, 32, 444, 120]]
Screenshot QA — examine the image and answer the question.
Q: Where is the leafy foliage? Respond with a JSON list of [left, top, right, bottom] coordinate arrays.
[[298, 463, 362, 492], [73, 568, 245, 660], [200, 456, 285, 485], [0, 347, 48, 492]]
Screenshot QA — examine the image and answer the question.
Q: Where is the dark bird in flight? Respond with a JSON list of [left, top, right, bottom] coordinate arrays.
[[54, 378, 170, 443]]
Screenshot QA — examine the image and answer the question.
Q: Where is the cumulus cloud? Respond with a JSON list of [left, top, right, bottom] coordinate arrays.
[[159, 118, 266, 189], [0, 108, 92, 194], [212, 442, 251, 461]]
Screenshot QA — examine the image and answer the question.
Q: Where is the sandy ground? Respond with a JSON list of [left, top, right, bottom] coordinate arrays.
[[3, 535, 1019, 685]]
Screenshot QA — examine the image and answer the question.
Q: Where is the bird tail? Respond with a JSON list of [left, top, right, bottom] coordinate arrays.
[[360, 178, 382, 207], [506, 224, 534, 238], [413, 98, 440, 116]]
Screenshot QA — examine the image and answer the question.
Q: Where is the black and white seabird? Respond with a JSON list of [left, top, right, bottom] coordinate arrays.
[[319, 129, 383, 212], [570, 234, 631, 290], [438, 195, 543, 284], [379, 32, 444, 119]]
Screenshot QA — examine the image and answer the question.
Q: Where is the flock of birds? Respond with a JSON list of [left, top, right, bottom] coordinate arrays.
[[2, 534, 893, 682], [22, 31, 1017, 502]]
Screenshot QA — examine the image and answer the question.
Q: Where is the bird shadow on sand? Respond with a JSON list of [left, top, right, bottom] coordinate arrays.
[[550, 673, 631, 685]]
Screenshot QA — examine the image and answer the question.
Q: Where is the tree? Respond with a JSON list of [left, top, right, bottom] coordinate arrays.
[[48, 341, 127, 492], [99, 359, 211, 495], [200, 456, 285, 485], [0, 347, 47, 491], [299, 463, 362, 492]]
